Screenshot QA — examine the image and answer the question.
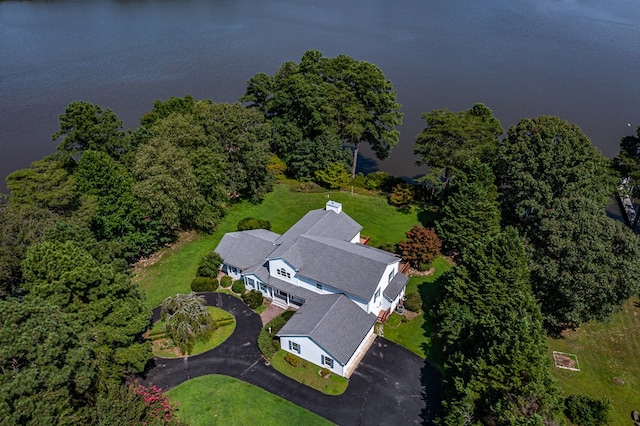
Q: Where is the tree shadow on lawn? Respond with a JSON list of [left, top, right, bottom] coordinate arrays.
[[419, 272, 449, 423]]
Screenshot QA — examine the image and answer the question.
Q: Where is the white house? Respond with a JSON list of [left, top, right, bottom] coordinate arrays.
[[214, 200, 409, 377]]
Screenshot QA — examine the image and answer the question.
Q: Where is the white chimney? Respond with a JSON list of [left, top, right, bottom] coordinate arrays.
[[325, 200, 342, 213]]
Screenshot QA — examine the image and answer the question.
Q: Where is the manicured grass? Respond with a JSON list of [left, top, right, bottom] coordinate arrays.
[[547, 297, 640, 425], [150, 307, 236, 358], [253, 300, 269, 315], [270, 350, 348, 396], [166, 375, 333, 426], [383, 257, 452, 362], [135, 184, 426, 308]]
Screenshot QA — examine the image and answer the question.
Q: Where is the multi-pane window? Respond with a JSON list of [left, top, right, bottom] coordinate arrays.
[[246, 278, 255, 288], [276, 267, 291, 279], [316, 283, 323, 290], [388, 270, 395, 283], [321, 355, 334, 368], [374, 288, 381, 303], [289, 341, 300, 353]]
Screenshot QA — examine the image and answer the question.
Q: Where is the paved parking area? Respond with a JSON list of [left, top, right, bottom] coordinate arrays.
[[144, 293, 442, 425]]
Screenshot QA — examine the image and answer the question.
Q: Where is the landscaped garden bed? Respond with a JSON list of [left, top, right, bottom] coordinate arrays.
[[147, 306, 236, 358]]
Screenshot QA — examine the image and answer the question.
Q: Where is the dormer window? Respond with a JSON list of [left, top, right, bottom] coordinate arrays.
[[277, 267, 291, 279]]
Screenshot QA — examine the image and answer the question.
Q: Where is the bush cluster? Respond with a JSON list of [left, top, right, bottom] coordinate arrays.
[[241, 290, 264, 309], [404, 292, 422, 312], [258, 311, 296, 359], [284, 352, 301, 367], [190, 276, 218, 292], [237, 217, 272, 231], [231, 279, 246, 294], [220, 275, 233, 288], [290, 181, 322, 193], [564, 394, 610, 426], [320, 368, 330, 378], [196, 252, 222, 279]]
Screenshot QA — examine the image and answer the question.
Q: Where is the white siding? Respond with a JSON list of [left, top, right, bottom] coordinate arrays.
[[222, 263, 242, 280], [279, 336, 345, 377], [268, 258, 295, 282], [367, 262, 399, 313], [349, 231, 361, 244]]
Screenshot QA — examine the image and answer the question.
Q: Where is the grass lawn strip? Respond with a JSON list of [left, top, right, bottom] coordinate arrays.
[[150, 307, 236, 358], [166, 375, 333, 426], [270, 350, 348, 396], [383, 256, 452, 361], [134, 184, 424, 308], [547, 296, 640, 425]]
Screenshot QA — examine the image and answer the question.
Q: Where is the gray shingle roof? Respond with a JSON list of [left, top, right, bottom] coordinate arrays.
[[214, 229, 280, 270], [383, 272, 409, 301], [280, 235, 399, 301], [277, 294, 377, 365], [243, 264, 318, 302], [273, 208, 361, 250]]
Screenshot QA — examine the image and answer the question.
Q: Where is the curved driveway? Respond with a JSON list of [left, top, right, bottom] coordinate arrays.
[[143, 293, 442, 425]]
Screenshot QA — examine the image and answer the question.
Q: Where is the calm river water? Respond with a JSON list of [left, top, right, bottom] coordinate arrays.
[[1, 0, 639, 191]]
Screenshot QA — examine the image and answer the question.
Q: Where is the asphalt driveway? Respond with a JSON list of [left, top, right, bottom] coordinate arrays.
[[144, 293, 442, 425]]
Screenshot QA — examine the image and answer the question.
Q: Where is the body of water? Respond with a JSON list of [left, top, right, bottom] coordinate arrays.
[[1, 0, 639, 191]]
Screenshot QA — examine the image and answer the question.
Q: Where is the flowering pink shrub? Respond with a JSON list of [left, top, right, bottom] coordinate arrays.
[[134, 383, 177, 423]]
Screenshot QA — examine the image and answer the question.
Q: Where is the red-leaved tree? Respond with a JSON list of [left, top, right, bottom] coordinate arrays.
[[398, 225, 442, 270]]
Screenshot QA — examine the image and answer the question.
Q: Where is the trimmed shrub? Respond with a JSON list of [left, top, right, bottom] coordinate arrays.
[[404, 292, 422, 312], [284, 352, 301, 367], [389, 182, 415, 206], [320, 368, 330, 378], [197, 252, 222, 279], [377, 243, 397, 254], [220, 275, 233, 288], [231, 279, 246, 294], [191, 276, 218, 292], [237, 217, 272, 231], [241, 290, 264, 309], [564, 395, 610, 426]]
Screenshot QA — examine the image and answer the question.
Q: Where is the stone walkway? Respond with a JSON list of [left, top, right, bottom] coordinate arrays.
[[260, 303, 284, 325]]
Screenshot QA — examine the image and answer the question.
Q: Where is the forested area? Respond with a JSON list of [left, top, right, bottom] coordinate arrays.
[[1, 50, 639, 425]]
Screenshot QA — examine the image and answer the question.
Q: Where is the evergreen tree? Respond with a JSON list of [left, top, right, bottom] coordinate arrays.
[[436, 229, 561, 424], [436, 158, 501, 254]]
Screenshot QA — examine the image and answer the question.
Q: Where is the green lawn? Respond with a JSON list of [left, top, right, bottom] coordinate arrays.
[[270, 350, 348, 396], [135, 184, 427, 308], [150, 307, 236, 358], [383, 257, 451, 363], [547, 297, 640, 425], [166, 375, 333, 426]]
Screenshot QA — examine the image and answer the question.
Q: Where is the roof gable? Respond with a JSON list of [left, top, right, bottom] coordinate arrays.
[[277, 294, 377, 364], [215, 229, 280, 270]]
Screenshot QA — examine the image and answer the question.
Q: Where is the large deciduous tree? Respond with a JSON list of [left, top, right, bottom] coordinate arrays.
[[436, 228, 561, 424], [526, 199, 640, 331], [436, 158, 501, 254], [414, 103, 503, 182], [243, 50, 402, 178], [495, 115, 615, 224], [398, 225, 442, 270]]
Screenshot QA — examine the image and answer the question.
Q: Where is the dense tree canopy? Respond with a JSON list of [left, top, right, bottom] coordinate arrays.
[[22, 240, 152, 384], [436, 228, 561, 424], [495, 115, 615, 224], [243, 50, 402, 178], [52, 101, 126, 159], [613, 124, 640, 183], [414, 104, 503, 181], [526, 199, 640, 331], [0, 298, 96, 425], [436, 158, 501, 254]]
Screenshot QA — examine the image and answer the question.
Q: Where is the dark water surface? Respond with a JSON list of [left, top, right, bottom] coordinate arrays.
[[1, 0, 639, 191]]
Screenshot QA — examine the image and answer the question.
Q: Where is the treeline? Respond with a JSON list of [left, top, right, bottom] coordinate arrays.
[[1, 48, 639, 425], [423, 110, 640, 424]]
